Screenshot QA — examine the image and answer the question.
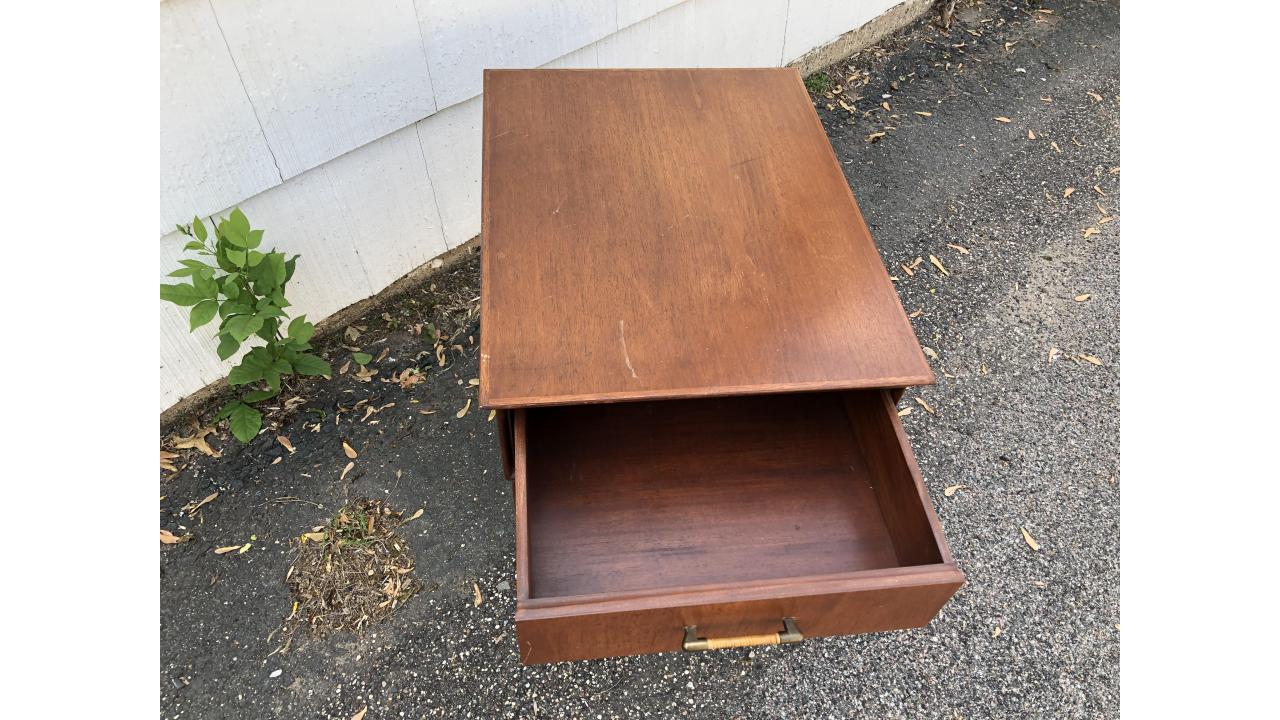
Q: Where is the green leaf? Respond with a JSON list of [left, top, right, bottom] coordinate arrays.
[[221, 274, 241, 300], [192, 271, 218, 298], [214, 243, 238, 272], [245, 228, 264, 249], [189, 300, 217, 330], [225, 248, 247, 266], [230, 208, 250, 236], [221, 222, 247, 248], [160, 283, 203, 306], [227, 356, 265, 386], [192, 216, 208, 242], [183, 240, 204, 251], [241, 389, 278, 404], [247, 250, 265, 267], [219, 301, 252, 320], [269, 253, 286, 286], [228, 402, 262, 443], [168, 267, 197, 278], [255, 317, 279, 341], [222, 209, 251, 248], [216, 334, 240, 360], [287, 316, 314, 344], [249, 255, 278, 291], [226, 314, 264, 342], [292, 353, 332, 377], [269, 289, 289, 308], [214, 400, 242, 422], [284, 255, 299, 283], [352, 352, 372, 366]]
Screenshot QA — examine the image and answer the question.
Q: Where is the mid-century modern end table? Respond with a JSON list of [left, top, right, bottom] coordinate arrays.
[[479, 68, 962, 665]]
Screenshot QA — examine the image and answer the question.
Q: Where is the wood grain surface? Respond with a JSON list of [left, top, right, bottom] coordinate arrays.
[[480, 68, 932, 408]]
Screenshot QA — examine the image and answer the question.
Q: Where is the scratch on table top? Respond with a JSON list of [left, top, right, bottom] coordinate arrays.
[[619, 320, 638, 379]]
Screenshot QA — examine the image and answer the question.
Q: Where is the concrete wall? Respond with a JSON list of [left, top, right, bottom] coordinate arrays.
[[159, 0, 914, 411]]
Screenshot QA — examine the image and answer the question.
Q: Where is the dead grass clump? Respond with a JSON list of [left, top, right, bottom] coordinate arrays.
[[280, 498, 422, 645]]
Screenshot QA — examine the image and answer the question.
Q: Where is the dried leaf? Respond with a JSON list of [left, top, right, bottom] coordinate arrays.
[[1048, 347, 1062, 364], [1109, 166, 1120, 175], [909, 310, 923, 318], [1078, 354, 1103, 366], [929, 255, 950, 276], [881, 101, 891, 111], [1020, 527, 1041, 551], [915, 398, 937, 415], [914, 111, 933, 117], [187, 491, 219, 515], [160, 450, 179, 473], [343, 441, 358, 459], [339, 360, 351, 375], [944, 484, 966, 497], [947, 243, 970, 254], [994, 116, 1011, 123], [456, 399, 472, 418], [1074, 294, 1091, 302], [468, 378, 480, 387], [865, 131, 886, 142], [214, 545, 243, 555], [436, 343, 447, 367], [172, 427, 221, 458], [300, 532, 328, 544], [1063, 187, 1075, 198], [1050, 141, 1062, 154], [405, 508, 424, 522], [488, 410, 496, 422], [472, 582, 484, 607], [1027, 129, 1036, 140], [351, 707, 368, 720], [340, 461, 355, 482], [1087, 90, 1103, 102], [923, 347, 939, 361], [992, 626, 1003, 638], [1093, 185, 1106, 196], [897, 407, 912, 417], [160, 529, 191, 545], [900, 263, 915, 277], [1083, 227, 1099, 238], [418, 409, 436, 415], [277, 436, 296, 454]]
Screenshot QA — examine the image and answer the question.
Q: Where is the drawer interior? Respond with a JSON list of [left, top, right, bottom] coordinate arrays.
[[520, 390, 945, 600]]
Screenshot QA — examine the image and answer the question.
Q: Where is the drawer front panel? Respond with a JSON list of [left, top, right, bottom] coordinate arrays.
[[516, 572, 963, 664]]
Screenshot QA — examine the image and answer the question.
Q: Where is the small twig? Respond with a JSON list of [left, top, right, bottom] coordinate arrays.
[[267, 496, 324, 509]]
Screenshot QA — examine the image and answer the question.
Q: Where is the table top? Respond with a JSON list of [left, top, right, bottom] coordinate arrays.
[[479, 68, 931, 409]]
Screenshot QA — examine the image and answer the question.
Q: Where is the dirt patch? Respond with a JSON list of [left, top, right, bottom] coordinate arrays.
[[278, 498, 424, 650]]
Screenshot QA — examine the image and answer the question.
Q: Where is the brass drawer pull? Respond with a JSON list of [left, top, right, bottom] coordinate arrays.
[[683, 618, 802, 651]]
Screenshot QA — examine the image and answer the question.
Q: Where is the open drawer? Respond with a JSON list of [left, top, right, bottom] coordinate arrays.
[[509, 389, 963, 664]]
